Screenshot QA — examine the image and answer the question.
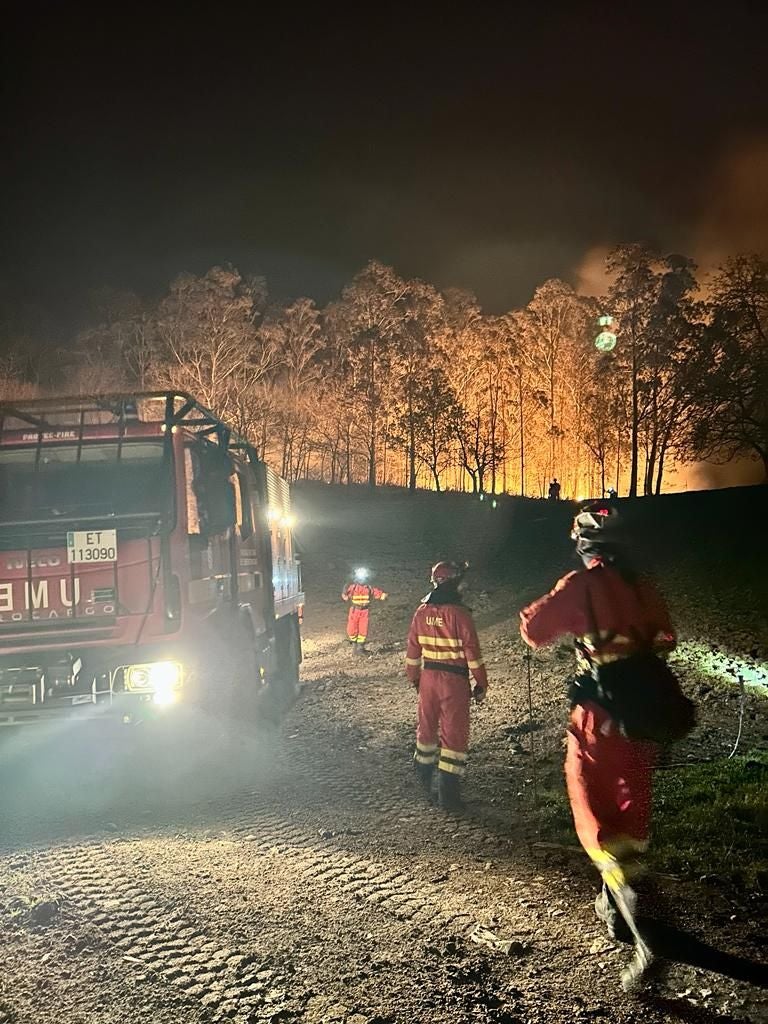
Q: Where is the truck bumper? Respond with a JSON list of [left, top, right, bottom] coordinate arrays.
[[0, 645, 187, 727]]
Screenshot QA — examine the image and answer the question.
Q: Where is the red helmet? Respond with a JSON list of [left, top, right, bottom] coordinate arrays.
[[430, 560, 468, 586]]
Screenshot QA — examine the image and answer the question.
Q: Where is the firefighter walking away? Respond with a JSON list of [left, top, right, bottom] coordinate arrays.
[[342, 567, 387, 654], [520, 502, 682, 993], [406, 561, 488, 812]]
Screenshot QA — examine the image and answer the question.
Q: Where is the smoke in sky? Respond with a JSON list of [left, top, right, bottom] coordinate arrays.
[[573, 245, 615, 298], [682, 460, 766, 492], [569, 144, 768, 492], [571, 137, 768, 300], [694, 138, 768, 270]]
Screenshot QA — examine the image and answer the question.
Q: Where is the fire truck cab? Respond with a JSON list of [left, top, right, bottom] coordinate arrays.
[[0, 393, 304, 726]]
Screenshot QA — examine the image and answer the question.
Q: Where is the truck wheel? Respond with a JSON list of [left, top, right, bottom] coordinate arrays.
[[260, 613, 301, 723], [276, 612, 301, 691], [225, 615, 265, 727], [187, 611, 257, 722]]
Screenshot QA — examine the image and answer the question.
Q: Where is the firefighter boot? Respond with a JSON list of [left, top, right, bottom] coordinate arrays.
[[595, 885, 632, 944], [414, 761, 434, 799], [607, 884, 658, 993], [437, 770, 464, 813], [621, 938, 657, 993]]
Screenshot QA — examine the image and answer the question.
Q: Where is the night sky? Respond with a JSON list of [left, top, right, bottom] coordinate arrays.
[[4, 3, 768, 335]]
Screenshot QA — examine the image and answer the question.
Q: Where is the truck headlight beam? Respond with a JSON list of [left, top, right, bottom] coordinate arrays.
[[124, 661, 183, 705]]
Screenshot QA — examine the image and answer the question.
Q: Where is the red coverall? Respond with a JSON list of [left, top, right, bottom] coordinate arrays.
[[342, 582, 387, 645], [520, 560, 675, 893], [406, 601, 488, 776]]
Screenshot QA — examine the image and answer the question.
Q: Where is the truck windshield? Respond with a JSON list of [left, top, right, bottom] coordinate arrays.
[[0, 441, 173, 523]]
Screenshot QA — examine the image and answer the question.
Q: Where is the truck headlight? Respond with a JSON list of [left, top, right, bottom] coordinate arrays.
[[125, 661, 183, 705]]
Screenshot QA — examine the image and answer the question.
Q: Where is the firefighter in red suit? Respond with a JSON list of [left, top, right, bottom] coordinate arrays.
[[342, 567, 387, 654], [520, 503, 676, 991], [406, 561, 488, 812]]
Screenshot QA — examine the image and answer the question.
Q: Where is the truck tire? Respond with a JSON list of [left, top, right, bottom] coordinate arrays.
[[220, 612, 264, 727], [187, 610, 256, 721], [260, 613, 301, 724]]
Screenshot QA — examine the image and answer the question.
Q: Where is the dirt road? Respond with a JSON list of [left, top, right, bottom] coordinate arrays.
[[0, 485, 766, 1024]]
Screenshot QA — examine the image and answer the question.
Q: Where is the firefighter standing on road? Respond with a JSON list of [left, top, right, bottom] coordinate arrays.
[[342, 567, 387, 654], [519, 503, 676, 992], [406, 561, 488, 812]]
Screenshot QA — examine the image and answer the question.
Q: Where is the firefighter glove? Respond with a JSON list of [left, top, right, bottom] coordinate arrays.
[[473, 686, 486, 704]]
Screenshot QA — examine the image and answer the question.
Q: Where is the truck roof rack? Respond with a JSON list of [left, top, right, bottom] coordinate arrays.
[[0, 392, 262, 464]]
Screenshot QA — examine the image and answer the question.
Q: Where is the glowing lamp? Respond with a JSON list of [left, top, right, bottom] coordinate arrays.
[[125, 661, 183, 706], [595, 331, 617, 352]]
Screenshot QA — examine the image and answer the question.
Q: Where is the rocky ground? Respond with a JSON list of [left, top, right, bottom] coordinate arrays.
[[0, 484, 766, 1024]]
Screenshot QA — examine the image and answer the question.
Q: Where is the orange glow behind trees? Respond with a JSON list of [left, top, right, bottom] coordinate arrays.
[[8, 251, 767, 497]]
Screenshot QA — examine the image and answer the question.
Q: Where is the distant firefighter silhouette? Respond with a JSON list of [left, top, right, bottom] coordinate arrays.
[[342, 567, 387, 654]]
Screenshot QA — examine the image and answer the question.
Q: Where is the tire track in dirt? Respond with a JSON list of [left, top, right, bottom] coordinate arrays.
[[35, 843, 281, 1023], [205, 716, 540, 923], [10, 712, 520, 1023], [220, 803, 478, 932], [230, 725, 518, 857], [30, 793, 484, 1024], [11, 694, 562, 1022]]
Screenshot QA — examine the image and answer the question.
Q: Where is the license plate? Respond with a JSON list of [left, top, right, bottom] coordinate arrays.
[[67, 530, 118, 564]]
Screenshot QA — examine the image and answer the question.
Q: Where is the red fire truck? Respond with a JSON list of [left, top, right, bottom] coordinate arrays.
[[0, 393, 304, 726]]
